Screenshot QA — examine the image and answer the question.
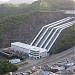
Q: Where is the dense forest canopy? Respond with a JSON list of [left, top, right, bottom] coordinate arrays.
[[0, 61, 18, 74], [53, 25, 75, 54], [0, 0, 75, 17]]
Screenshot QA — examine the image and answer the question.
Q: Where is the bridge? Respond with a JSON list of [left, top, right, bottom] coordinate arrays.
[[30, 17, 75, 52]]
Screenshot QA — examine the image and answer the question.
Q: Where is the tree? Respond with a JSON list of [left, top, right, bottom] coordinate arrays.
[[0, 61, 18, 75]]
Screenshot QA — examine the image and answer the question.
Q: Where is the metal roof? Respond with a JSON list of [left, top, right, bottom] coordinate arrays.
[[31, 46, 47, 53], [11, 42, 47, 53], [9, 59, 21, 64], [11, 42, 31, 49]]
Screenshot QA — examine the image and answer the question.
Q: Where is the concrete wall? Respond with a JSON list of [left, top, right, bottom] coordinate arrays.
[[11, 44, 29, 54], [40, 51, 47, 57]]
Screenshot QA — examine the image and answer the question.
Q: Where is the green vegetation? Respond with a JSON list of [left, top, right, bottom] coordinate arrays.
[[40, 0, 74, 10], [0, 13, 30, 43], [0, 0, 74, 17], [53, 25, 75, 54], [0, 1, 75, 74], [0, 61, 18, 74], [0, 0, 75, 49]]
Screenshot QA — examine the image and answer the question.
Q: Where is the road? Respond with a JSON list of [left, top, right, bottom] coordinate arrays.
[[15, 46, 75, 73]]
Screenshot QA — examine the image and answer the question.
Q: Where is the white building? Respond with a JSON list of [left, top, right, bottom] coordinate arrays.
[[29, 46, 47, 59], [11, 42, 48, 59], [11, 42, 30, 54]]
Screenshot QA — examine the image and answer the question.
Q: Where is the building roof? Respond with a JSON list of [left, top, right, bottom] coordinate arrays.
[[11, 42, 47, 53], [66, 66, 75, 71], [30, 46, 47, 53], [11, 42, 31, 49], [9, 59, 21, 64]]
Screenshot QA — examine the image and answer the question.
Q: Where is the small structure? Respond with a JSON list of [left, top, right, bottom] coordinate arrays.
[[52, 65, 65, 70], [63, 10, 75, 14], [9, 59, 21, 64], [56, 70, 73, 75]]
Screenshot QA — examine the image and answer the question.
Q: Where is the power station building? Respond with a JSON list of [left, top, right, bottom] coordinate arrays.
[[11, 17, 75, 59], [11, 42, 47, 59], [11, 42, 30, 54], [29, 46, 47, 59]]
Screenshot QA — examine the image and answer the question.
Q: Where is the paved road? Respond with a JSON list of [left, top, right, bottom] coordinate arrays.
[[15, 46, 75, 73]]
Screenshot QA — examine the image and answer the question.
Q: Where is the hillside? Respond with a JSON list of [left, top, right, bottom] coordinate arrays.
[[0, 3, 30, 18], [53, 25, 75, 54], [0, 0, 75, 52], [0, 12, 66, 47], [25, 0, 75, 11], [0, 0, 74, 18]]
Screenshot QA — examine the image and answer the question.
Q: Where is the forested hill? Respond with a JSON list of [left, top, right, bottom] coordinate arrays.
[[0, 0, 74, 17], [0, 0, 75, 51], [37, 0, 74, 10], [0, 3, 29, 17], [0, 12, 66, 47]]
